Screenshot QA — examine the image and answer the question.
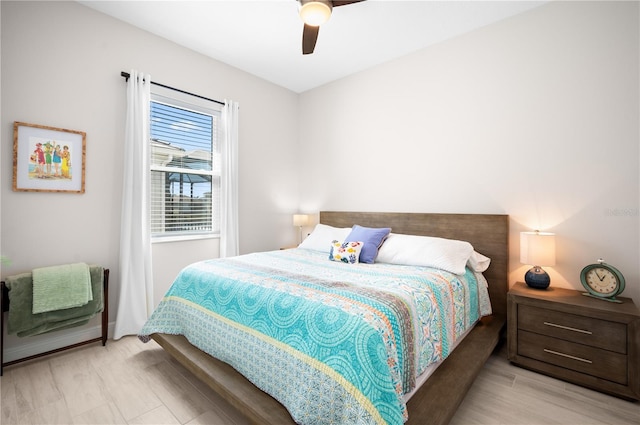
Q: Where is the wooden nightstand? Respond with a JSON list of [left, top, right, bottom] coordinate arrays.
[[508, 281, 640, 400]]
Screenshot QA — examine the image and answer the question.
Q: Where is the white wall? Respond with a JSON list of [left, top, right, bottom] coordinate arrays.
[[2, 1, 638, 361], [0, 0, 300, 358], [298, 0, 640, 305]]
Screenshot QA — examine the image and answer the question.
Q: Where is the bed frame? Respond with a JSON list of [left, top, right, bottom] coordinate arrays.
[[151, 212, 509, 425]]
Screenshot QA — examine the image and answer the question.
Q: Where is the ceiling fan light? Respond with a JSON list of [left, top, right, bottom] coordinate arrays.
[[300, 1, 332, 26]]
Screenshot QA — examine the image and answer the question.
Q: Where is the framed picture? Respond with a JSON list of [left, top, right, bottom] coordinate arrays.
[[13, 121, 86, 193]]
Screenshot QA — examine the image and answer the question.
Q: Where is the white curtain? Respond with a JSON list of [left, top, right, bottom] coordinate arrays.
[[114, 70, 154, 339], [220, 100, 239, 257]]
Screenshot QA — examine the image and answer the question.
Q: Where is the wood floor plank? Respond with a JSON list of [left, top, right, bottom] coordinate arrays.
[[0, 374, 19, 424], [12, 360, 63, 417], [142, 359, 218, 424], [71, 402, 127, 425], [50, 354, 111, 418], [127, 405, 180, 425], [93, 359, 163, 421], [1, 336, 638, 425]]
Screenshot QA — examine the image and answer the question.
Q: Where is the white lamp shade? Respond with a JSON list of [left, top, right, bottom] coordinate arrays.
[[520, 231, 556, 267], [293, 214, 309, 227], [299, 1, 332, 26]]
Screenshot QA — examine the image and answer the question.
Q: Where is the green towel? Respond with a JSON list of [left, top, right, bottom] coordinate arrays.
[[6, 266, 104, 337], [32, 263, 92, 314]]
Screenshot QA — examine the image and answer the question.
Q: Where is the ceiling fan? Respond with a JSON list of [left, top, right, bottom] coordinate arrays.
[[298, 0, 366, 55]]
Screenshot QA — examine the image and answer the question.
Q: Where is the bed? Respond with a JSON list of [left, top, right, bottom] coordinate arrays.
[[142, 211, 509, 425]]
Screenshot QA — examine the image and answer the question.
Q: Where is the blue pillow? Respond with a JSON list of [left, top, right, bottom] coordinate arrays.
[[344, 225, 391, 264]]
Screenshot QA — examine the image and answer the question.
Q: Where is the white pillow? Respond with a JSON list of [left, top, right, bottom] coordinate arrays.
[[468, 251, 491, 272], [298, 224, 351, 253], [376, 233, 474, 275]]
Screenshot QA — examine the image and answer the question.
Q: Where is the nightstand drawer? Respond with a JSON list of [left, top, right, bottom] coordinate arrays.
[[518, 330, 627, 385], [508, 282, 640, 400], [518, 304, 627, 353]]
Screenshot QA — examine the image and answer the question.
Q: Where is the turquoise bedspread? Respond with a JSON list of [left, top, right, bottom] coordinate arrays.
[[139, 249, 490, 425]]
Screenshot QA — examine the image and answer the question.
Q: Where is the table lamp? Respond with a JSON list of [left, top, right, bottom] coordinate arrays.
[[520, 231, 556, 289], [293, 214, 309, 245]]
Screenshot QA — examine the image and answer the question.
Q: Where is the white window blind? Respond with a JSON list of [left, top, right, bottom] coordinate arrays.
[[150, 92, 221, 239]]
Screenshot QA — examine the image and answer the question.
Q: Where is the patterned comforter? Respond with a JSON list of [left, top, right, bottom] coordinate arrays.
[[139, 248, 491, 425]]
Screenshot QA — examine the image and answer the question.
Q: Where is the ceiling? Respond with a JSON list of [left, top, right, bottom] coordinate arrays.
[[79, 0, 547, 93]]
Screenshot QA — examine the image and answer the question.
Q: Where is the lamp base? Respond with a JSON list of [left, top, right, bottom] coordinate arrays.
[[525, 266, 550, 289]]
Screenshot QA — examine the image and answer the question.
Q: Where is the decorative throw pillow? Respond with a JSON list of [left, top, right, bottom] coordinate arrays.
[[329, 240, 364, 264], [344, 225, 391, 264]]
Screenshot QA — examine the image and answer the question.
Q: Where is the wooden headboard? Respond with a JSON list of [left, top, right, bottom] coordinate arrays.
[[320, 211, 509, 317]]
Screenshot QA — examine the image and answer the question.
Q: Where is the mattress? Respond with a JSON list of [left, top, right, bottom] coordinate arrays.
[[139, 248, 491, 425]]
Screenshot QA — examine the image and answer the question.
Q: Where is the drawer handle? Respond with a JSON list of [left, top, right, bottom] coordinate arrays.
[[543, 321, 592, 335], [543, 348, 593, 364]]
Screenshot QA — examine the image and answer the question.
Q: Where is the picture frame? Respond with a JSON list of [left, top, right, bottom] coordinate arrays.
[[13, 121, 86, 193]]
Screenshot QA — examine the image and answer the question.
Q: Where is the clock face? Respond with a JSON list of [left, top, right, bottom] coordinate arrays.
[[584, 267, 618, 295], [580, 261, 625, 300]]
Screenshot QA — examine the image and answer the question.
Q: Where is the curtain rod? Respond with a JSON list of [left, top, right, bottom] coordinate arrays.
[[120, 71, 225, 106]]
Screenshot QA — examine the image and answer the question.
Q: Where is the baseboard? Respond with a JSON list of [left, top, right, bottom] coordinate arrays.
[[3, 321, 114, 363]]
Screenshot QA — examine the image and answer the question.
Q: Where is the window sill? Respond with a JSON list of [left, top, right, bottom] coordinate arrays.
[[152, 233, 220, 244]]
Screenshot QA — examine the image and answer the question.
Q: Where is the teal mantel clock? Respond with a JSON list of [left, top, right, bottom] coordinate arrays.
[[580, 259, 626, 303]]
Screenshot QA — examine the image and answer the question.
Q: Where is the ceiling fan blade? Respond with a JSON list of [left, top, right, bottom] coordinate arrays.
[[332, 0, 366, 7], [302, 24, 319, 55], [299, 0, 365, 54]]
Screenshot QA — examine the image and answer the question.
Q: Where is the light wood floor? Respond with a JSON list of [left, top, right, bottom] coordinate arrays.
[[1, 336, 638, 425]]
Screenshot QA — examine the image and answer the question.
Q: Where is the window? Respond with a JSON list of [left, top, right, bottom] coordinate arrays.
[[150, 91, 222, 240]]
